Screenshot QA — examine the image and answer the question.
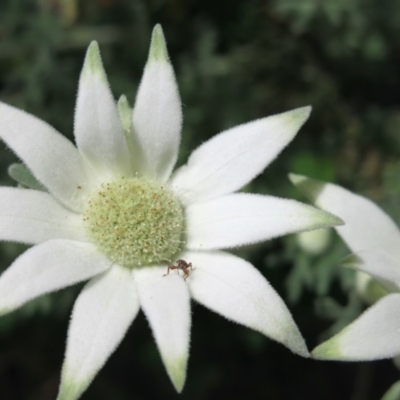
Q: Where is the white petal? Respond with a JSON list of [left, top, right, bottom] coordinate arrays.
[[290, 174, 400, 259], [74, 42, 132, 179], [57, 266, 139, 400], [172, 107, 311, 205], [0, 187, 86, 244], [342, 250, 400, 293], [134, 266, 190, 392], [312, 294, 400, 360], [132, 25, 182, 182], [185, 251, 309, 357], [185, 193, 343, 250], [0, 240, 111, 316], [0, 102, 89, 211]]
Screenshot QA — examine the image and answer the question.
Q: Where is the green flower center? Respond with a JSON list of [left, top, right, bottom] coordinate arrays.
[[83, 177, 185, 268]]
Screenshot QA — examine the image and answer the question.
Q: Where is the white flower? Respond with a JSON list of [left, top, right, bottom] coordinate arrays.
[[290, 173, 400, 361], [0, 25, 342, 400]]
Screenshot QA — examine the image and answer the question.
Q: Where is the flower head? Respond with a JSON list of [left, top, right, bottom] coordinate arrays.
[[290, 174, 400, 361], [0, 26, 342, 399]]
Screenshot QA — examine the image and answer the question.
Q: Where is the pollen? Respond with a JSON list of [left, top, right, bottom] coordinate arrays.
[[83, 177, 185, 268]]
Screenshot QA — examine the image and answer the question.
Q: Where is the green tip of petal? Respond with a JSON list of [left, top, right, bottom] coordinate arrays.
[[167, 355, 187, 393], [311, 337, 343, 360], [82, 41, 106, 81], [117, 94, 131, 117], [277, 106, 312, 140], [0, 308, 10, 318], [57, 376, 90, 400], [57, 382, 81, 400], [381, 381, 400, 400], [291, 105, 312, 125], [8, 163, 46, 191], [340, 253, 362, 269], [118, 94, 130, 109], [117, 94, 132, 134], [148, 24, 169, 63], [289, 173, 326, 204], [319, 210, 344, 228]]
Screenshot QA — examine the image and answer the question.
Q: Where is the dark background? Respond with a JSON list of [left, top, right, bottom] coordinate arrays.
[[1, 0, 400, 399]]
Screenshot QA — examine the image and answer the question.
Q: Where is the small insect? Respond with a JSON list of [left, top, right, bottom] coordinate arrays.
[[163, 259, 194, 281]]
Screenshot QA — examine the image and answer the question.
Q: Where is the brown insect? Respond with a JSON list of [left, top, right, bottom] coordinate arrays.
[[163, 259, 194, 281]]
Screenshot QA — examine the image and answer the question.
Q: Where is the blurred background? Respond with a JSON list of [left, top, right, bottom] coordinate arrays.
[[1, 0, 400, 399]]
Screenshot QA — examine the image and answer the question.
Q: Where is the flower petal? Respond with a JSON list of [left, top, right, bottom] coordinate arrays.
[[57, 266, 139, 400], [8, 163, 46, 191], [341, 250, 400, 293], [172, 107, 311, 205], [185, 251, 309, 357], [0, 187, 86, 244], [381, 380, 400, 400], [134, 266, 190, 392], [312, 294, 400, 360], [118, 95, 142, 173], [0, 240, 111, 316], [0, 102, 89, 211], [132, 25, 182, 182], [290, 174, 400, 258], [74, 42, 132, 179], [185, 193, 343, 250], [117, 95, 132, 141]]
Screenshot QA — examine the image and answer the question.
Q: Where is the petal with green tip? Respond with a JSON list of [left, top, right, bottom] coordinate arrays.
[[8, 163, 46, 191], [186, 251, 309, 357], [289, 174, 400, 259], [312, 294, 400, 361], [117, 95, 132, 137], [134, 267, 190, 392], [342, 250, 400, 293], [75, 42, 132, 179], [185, 193, 343, 250], [57, 266, 139, 400], [117, 95, 142, 173], [132, 25, 182, 182], [172, 107, 311, 205], [381, 380, 400, 400], [0, 102, 89, 211], [0, 240, 111, 316]]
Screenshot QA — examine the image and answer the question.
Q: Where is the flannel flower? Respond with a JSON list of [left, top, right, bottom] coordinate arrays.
[[0, 26, 342, 400], [290, 174, 400, 361]]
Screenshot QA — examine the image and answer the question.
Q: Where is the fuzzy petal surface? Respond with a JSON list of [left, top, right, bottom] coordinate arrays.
[[290, 174, 400, 259], [172, 107, 311, 205], [342, 250, 400, 293], [0, 102, 89, 211], [134, 267, 190, 392], [57, 266, 139, 400], [0, 240, 111, 316], [0, 187, 86, 244], [74, 42, 132, 179], [185, 251, 309, 357], [132, 25, 182, 182], [185, 193, 343, 250], [312, 294, 400, 360]]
